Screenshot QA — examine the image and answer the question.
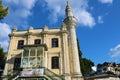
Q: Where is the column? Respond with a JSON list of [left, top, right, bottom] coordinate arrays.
[[62, 33, 71, 80], [28, 49, 31, 67], [60, 52, 63, 75], [43, 34, 46, 43], [44, 51, 48, 68], [43, 33, 47, 68], [42, 48, 45, 67], [35, 48, 37, 67], [20, 50, 24, 67], [27, 35, 31, 45], [69, 26, 82, 77]]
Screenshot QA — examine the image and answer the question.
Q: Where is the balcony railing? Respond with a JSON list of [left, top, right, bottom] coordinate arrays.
[[0, 67, 65, 80]]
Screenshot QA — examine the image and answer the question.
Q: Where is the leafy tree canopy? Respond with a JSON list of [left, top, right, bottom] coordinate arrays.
[[0, 47, 6, 69], [0, 47, 5, 59], [80, 58, 94, 76], [0, 0, 8, 20]]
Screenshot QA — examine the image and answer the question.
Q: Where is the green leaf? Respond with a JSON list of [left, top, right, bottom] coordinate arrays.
[[0, 0, 8, 20]]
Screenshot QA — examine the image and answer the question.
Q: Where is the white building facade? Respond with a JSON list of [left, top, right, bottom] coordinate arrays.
[[3, 1, 84, 80]]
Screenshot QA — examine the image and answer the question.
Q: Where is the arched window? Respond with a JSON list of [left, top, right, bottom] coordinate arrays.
[[17, 40, 24, 49], [52, 38, 58, 48], [51, 56, 59, 69]]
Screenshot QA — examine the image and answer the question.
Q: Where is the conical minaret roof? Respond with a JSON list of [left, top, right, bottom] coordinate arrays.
[[63, 0, 77, 26], [65, 0, 73, 17]]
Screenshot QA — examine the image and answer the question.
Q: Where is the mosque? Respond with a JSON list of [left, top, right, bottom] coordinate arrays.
[[3, 1, 84, 80]]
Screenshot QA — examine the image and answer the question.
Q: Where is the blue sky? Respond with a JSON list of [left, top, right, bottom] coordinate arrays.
[[1, 0, 120, 65]]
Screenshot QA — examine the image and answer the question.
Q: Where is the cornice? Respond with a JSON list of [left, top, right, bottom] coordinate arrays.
[[26, 32, 33, 35], [9, 30, 68, 37], [60, 30, 68, 34]]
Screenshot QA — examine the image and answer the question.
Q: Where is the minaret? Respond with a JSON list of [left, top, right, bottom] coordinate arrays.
[[65, 1, 73, 17], [63, 1, 83, 80]]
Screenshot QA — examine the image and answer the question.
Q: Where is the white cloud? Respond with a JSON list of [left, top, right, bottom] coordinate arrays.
[[7, 0, 19, 4], [44, 0, 65, 24], [0, 40, 9, 51], [74, 10, 95, 28], [3, 0, 37, 28], [21, 0, 37, 9], [98, 16, 104, 23], [5, 0, 36, 10], [44, 0, 96, 28], [109, 44, 120, 58], [0, 23, 11, 51], [99, 0, 113, 4], [0, 23, 11, 38], [3, 0, 96, 28]]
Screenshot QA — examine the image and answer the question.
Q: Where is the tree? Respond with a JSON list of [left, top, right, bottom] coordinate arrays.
[[0, 47, 5, 59], [77, 39, 94, 76], [0, 0, 8, 20], [0, 47, 6, 69], [81, 58, 94, 76]]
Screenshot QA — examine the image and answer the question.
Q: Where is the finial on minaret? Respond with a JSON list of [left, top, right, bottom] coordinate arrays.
[[66, 0, 69, 6], [66, 0, 71, 8], [65, 0, 73, 17]]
